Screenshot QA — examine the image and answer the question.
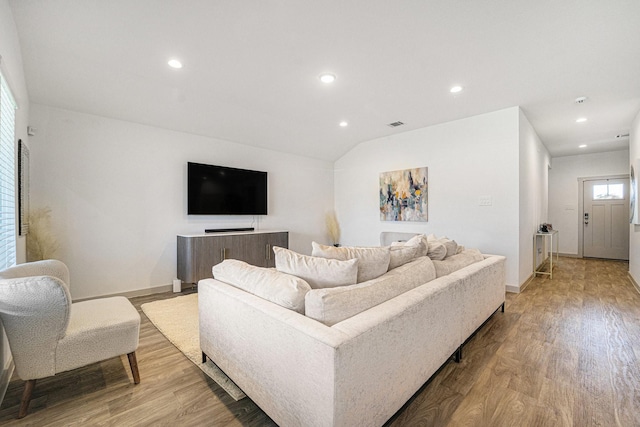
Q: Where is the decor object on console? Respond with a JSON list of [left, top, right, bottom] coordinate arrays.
[[0, 260, 141, 419], [199, 232, 505, 427], [380, 167, 428, 222]]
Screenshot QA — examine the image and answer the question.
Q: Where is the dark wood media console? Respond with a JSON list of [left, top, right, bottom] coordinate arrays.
[[177, 230, 288, 284]]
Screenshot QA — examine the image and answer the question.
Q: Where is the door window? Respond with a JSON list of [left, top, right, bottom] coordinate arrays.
[[593, 183, 624, 200]]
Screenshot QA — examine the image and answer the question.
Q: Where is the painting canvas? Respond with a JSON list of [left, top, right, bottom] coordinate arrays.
[[380, 167, 428, 222]]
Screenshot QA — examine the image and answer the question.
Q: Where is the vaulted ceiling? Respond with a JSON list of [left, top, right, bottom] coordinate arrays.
[[8, 0, 640, 161]]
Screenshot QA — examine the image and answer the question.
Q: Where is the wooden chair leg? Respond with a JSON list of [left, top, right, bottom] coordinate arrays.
[[18, 379, 36, 419], [127, 352, 141, 384]]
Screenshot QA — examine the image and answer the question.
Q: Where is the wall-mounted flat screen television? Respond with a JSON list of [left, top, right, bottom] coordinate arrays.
[[187, 162, 267, 215]]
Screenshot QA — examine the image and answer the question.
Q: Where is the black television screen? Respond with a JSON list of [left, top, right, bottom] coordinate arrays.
[[188, 162, 267, 215]]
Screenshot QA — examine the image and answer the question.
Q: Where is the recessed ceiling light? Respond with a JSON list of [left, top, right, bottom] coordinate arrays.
[[450, 85, 463, 93], [576, 117, 587, 123], [579, 144, 587, 148], [339, 121, 348, 127], [168, 59, 183, 69], [319, 73, 336, 83]]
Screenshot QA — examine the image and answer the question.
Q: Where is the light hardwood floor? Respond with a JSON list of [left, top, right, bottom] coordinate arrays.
[[1, 257, 639, 426]]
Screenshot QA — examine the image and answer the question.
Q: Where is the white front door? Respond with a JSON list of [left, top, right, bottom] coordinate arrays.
[[583, 178, 629, 260]]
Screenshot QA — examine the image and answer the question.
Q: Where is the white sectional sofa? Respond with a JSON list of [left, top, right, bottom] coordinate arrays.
[[198, 233, 505, 427]]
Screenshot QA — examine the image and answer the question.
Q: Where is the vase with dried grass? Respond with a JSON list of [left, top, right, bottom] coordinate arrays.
[[26, 207, 59, 262], [325, 210, 341, 247]]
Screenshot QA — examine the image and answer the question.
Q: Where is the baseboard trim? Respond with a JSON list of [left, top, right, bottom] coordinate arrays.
[[73, 284, 177, 303], [506, 273, 534, 294], [0, 359, 15, 409], [629, 273, 640, 295], [558, 253, 580, 258], [505, 284, 521, 293]]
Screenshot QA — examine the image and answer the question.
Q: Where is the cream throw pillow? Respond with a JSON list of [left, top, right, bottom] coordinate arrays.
[[273, 246, 358, 289], [404, 234, 428, 257], [212, 259, 311, 313], [439, 238, 458, 258], [388, 245, 420, 270], [311, 242, 391, 282], [426, 238, 446, 260]]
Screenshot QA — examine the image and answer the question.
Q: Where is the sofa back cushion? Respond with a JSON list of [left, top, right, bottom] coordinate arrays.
[[305, 256, 436, 326], [273, 246, 358, 289], [311, 242, 391, 282], [432, 248, 485, 277], [212, 259, 312, 313], [388, 245, 420, 270]]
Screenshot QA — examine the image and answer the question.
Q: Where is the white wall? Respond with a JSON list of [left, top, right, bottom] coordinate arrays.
[[630, 111, 640, 284], [548, 150, 629, 256], [334, 107, 521, 289], [28, 104, 334, 300], [519, 110, 550, 285]]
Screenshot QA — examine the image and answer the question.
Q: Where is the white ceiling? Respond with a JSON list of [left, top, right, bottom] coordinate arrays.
[[8, 0, 640, 161]]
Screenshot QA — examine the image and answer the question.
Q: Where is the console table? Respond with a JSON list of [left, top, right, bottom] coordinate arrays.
[[533, 230, 559, 279], [177, 230, 288, 284]]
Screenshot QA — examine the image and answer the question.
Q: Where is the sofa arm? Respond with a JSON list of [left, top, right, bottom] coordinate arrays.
[[198, 278, 348, 427]]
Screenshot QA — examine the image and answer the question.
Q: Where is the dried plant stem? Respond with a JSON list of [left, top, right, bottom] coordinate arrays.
[[26, 207, 59, 261], [325, 210, 341, 246]]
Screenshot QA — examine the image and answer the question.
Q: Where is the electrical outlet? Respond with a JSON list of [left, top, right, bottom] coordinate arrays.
[[479, 196, 493, 206]]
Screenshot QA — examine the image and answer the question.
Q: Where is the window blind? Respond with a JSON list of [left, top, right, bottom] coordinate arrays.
[[0, 72, 17, 270]]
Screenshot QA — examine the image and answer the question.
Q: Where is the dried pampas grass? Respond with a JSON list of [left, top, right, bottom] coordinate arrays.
[[325, 210, 341, 246], [26, 207, 59, 261]]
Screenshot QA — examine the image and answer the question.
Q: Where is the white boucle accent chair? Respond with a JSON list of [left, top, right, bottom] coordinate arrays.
[[0, 259, 141, 419]]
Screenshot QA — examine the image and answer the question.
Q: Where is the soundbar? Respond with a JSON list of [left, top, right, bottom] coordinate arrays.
[[205, 227, 255, 233]]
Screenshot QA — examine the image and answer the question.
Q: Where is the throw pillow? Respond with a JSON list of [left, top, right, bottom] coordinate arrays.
[[388, 245, 420, 270], [273, 246, 358, 289], [311, 242, 391, 282], [404, 234, 428, 257], [426, 239, 447, 260], [212, 259, 311, 313], [439, 238, 458, 258]]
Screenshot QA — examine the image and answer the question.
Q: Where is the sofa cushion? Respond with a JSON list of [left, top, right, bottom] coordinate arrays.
[[440, 238, 458, 258], [404, 234, 428, 257], [426, 239, 447, 260], [212, 259, 312, 313], [388, 245, 420, 270], [305, 256, 436, 326], [273, 246, 358, 289], [432, 248, 485, 277], [311, 242, 390, 283]]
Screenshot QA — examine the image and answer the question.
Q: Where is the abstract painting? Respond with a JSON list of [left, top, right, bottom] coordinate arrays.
[[380, 167, 428, 222]]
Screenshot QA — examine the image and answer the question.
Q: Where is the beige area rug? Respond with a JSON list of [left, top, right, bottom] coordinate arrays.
[[141, 294, 246, 400]]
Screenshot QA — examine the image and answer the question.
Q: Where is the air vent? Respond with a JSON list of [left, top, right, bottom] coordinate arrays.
[[574, 96, 588, 104], [387, 121, 405, 128]]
